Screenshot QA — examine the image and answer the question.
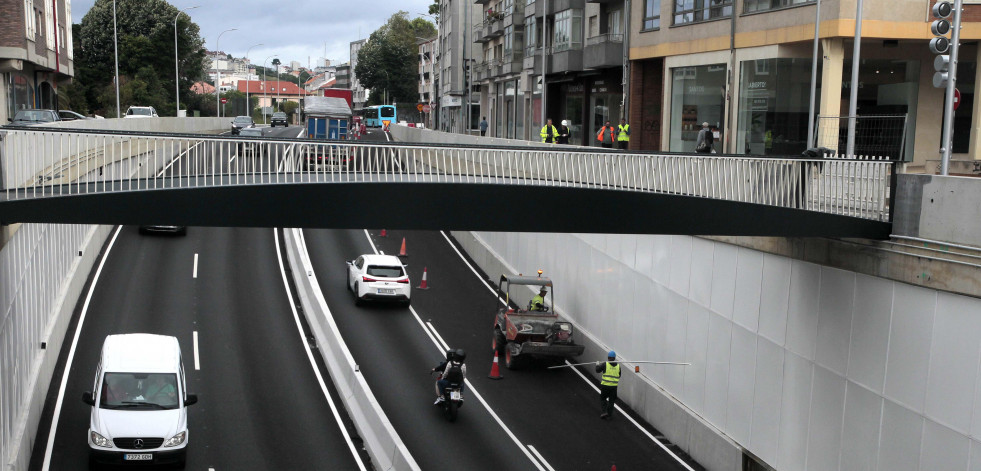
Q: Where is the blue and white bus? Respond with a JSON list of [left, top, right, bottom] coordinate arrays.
[[363, 105, 397, 128]]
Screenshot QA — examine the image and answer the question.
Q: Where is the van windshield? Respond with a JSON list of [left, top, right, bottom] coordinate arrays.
[[100, 373, 179, 410]]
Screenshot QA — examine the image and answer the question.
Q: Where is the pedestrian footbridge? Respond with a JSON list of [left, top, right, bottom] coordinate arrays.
[[0, 127, 895, 237]]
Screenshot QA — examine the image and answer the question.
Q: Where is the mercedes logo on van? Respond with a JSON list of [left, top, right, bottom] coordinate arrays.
[[133, 439, 144, 449]]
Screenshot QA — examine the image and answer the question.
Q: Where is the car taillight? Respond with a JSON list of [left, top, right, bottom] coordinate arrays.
[[362, 276, 378, 283], [396, 278, 409, 284]]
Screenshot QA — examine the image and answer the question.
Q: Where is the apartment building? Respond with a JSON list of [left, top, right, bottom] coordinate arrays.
[[419, 37, 438, 127], [438, 0, 483, 132], [0, 0, 74, 122], [629, 0, 981, 173], [351, 39, 367, 112], [334, 63, 351, 89], [472, 0, 629, 143]]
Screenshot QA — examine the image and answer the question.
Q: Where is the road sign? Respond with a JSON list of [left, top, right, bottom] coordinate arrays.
[[423, 104, 431, 113], [221, 98, 228, 104], [416, 103, 424, 111], [955, 88, 961, 110]]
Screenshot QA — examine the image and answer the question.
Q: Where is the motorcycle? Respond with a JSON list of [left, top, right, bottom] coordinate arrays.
[[432, 372, 464, 422]]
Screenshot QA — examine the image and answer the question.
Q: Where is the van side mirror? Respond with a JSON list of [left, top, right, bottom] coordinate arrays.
[[82, 391, 95, 406], [185, 394, 198, 406]]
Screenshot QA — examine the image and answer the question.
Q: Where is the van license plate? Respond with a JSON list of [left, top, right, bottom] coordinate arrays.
[[378, 288, 395, 294], [124, 454, 152, 461]]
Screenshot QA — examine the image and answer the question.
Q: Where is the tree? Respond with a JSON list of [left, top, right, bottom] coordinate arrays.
[[75, 0, 206, 116], [355, 11, 421, 106], [428, 0, 439, 20], [282, 100, 298, 119], [411, 18, 437, 39]]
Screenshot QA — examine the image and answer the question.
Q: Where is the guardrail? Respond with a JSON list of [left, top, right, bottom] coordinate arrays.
[[0, 127, 896, 222]]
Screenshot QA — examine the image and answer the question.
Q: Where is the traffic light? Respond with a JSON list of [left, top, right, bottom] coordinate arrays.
[[931, 1, 953, 88]]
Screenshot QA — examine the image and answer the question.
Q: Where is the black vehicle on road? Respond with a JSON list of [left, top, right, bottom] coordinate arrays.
[[270, 112, 289, 127], [231, 116, 254, 135]]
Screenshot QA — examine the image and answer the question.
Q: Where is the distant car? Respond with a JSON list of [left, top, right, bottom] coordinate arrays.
[[139, 225, 187, 236], [58, 110, 91, 121], [124, 106, 158, 118], [346, 254, 411, 306], [8, 109, 59, 125], [230, 116, 254, 135], [270, 112, 288, 127], [237, 127, 263, 154]]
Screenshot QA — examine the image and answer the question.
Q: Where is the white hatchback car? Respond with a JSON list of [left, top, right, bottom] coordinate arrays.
[[124, 106, 158, 118], [347, 254, 411, 306]]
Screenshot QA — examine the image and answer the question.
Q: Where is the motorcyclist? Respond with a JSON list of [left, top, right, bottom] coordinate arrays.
[[432, 348, 467, 404]]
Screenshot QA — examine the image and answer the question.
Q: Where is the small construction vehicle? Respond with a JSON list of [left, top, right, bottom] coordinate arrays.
[[492, 274, 585, 369]]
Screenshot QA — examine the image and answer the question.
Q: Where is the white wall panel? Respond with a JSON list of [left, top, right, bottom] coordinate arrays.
[[884, 284, 937, 413], [620, 234, 638, 269], [634, 235, 655, 282], [726, 325, 757, 445], [669, 236, 692, 296], [815, 267, 856, 376], [689, 238, 714, 308], [758, 253, 791, 345], [683, 302, 710, 411], [970, 440, 981, 471], [778, 351, 813, 471], [651, 234, 672, 285], [750, 337, 784, 465], [663, 294, 689, 393], [847, 274, 893, 394], [921, 419, 969, 471], [704, 312, 732, 429], [877, 399, 923, 471], [786, 260, 821, 361], [732, 248, 764, 333], [806, 366, 846, 471], [840, 382, 882, 471], [926, 292, 981, 434], [709, 243, 738, 321]]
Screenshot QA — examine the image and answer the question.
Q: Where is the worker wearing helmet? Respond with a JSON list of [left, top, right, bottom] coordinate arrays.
[[595, 350, 620, 419], [432, 348, 467, 404], [530, 287, 549, 311]]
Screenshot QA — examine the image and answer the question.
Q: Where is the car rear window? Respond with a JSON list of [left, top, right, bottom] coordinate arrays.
[[367, 265, 403, 277]]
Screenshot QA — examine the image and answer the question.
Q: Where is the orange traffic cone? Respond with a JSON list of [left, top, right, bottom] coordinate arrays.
[[488, 350, 503, 380], [379, 229, 387, 237], [398, 237, 408, 257], [417, 267, 430, 290]]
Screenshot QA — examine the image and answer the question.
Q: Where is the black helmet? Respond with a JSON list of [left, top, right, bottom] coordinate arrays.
[[454, 348, 467, 362], [446, 349, 455, 361]]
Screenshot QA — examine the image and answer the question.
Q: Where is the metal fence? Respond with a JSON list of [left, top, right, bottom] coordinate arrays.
[[0, 127, 896, 222], [814, 114, 909, 161]]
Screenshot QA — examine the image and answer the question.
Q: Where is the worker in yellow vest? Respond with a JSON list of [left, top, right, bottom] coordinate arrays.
[[594, 350, 620, 419], [540, 119, 559, 143], [616, 118, 630, 150]]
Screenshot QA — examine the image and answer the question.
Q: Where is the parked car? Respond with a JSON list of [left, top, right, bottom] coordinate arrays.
[[230, 116, 254, 135], [124, 106, 158, 118], [270, 112, 288, 127], [8, 109, 59, 125], [58, 110, 91, 121], [346, 254, 411, 306]]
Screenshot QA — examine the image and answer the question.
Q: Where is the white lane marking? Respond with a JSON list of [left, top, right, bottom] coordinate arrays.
[[193, 331, 201, 371], [360, 231, 545, 471], [527, 445, 557, 471], [441, 230, 698, 471], [563, 359, 697, 471], [275, 229, 368, 471], [42, 226, 125, 471], [161, 140, 204, 175], [193, 253, 199, 278]]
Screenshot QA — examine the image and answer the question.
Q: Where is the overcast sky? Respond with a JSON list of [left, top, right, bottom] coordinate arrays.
[[70, 0, 435, 68]]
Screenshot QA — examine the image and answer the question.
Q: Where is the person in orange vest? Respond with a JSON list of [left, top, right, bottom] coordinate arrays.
[[596, 120, 616, 148]]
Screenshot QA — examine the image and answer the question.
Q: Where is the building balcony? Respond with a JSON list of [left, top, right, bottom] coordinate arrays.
[[475, 61, 489, 81], [475, 0, 491, 5], [474, 25, 491, 43], [584, 34, 623, 69], [586, 0, 620, 3], [525, 0, 543, 17], [487, 18, 504, 37], [492, 55, 523, 77], [547, 0, 585, 14], [523, 48, 542, 75], [548, 45, 583, 73]]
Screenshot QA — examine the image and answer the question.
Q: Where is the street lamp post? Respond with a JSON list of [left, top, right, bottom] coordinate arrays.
[[262, 55, 277, 123], [174, 5, 199, 117], [112, 0, 120, 118], [215, 28, 237, 118], [244, 43, 263, 120]]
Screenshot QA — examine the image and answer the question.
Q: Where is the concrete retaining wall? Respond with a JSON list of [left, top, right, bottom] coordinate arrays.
[[44, 117, 229, 134], [893, 173, 981, 247], [283, 229, 418, 471]]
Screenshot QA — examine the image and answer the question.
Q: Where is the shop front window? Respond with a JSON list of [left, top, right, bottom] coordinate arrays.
[[951, 62, 975, 154], [737, 58, 818, 155], [669, 64, 726, 152], [673, 0, 733, 25], [553, 9, 582, 52], [7, 73, 34, 117]]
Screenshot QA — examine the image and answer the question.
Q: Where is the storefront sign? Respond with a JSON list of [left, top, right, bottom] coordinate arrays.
[[751, 97, 768, 110], [566, 83, 584, 93], [441, 95, 462, 107]]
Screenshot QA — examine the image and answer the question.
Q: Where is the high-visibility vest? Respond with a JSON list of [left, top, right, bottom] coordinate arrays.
[[601, 362, 620, 386], [540, 125, 558, 143], [617, 124, 630, 142], [597, 126, 615, 142]]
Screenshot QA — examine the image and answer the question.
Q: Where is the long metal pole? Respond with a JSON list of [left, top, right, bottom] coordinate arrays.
[[806, 0, 821, 149], [174, 6, 199, 117], [113, 0, 120, 118], [845, 0, 863, 156], [621, 0, 630, 121], [941, 0, 964, 175], [245, 43, 263, 120], [216, 28, 237, 118], [263, 55, 276, 123], [541, 0, 548, 129]]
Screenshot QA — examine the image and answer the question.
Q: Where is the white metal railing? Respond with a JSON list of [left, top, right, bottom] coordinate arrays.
[[0, 128, 896, 222]]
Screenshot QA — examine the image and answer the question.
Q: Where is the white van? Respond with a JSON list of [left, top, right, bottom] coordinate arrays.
[[82, 334, 197, 468]]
